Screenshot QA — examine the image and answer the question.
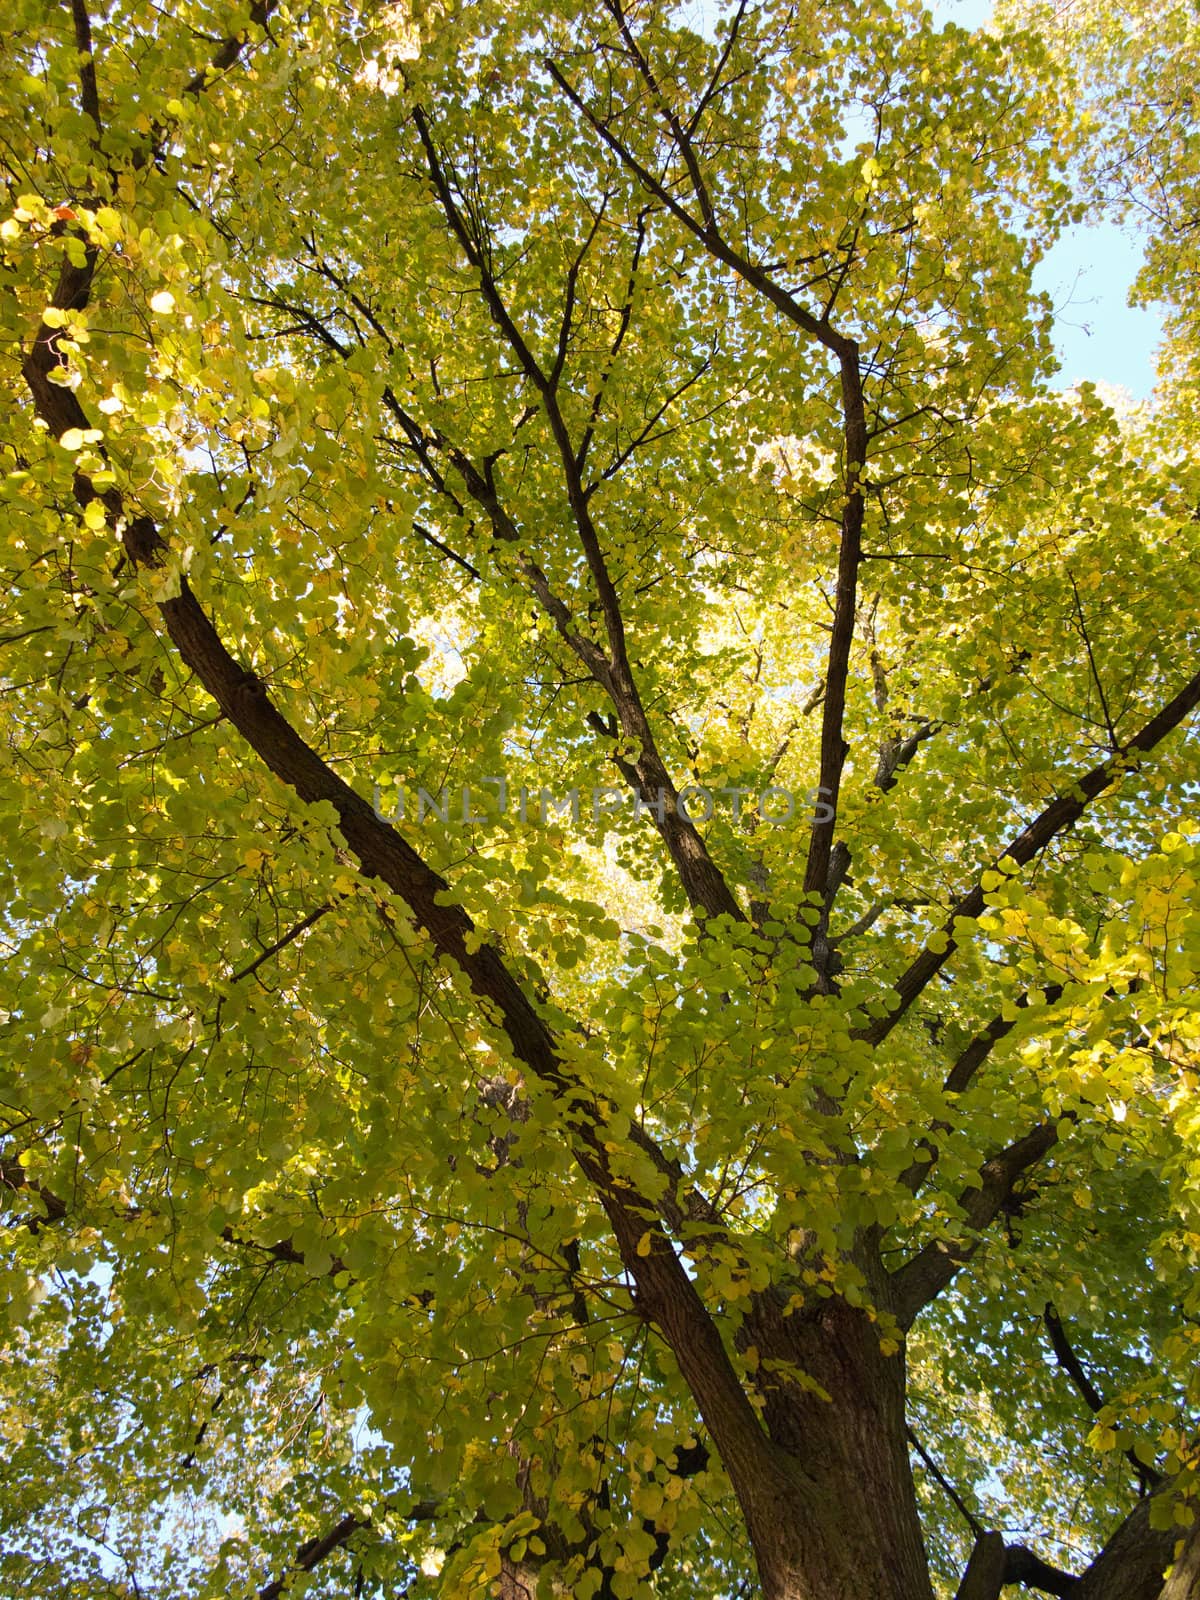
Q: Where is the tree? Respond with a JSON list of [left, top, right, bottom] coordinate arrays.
[[1, 0, 1199, 1596]]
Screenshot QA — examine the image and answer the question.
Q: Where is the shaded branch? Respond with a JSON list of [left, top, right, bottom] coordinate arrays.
[[1043, 1303, 1161, 1493], [891, 1122, 1061, 1326], [896, 984, 1067, 1195], [1044, 1301, 1107, 1416]]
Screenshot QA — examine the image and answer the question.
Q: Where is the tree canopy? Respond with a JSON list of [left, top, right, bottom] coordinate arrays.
[[2, 2, 1200, 1597]]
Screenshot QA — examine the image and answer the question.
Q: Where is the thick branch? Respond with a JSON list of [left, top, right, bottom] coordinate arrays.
[[1158, 1519, 1200, 1600], [891, 1122, 1060, 1326], [955, 1532, 1083, 1600], [258, 1514, 365, 1600], [897, 984, 1066, 1194], [18, 80, 771, 1529], [803, 359, 866, 912], [70, 0, 101, 129], [1044, 1302, 1106, 1414], [874, 719, 940, 793], [1071, 1492, 1180, 1600], [1043, 1303, 1161, 1493], [185, 1, 278, 97], [954, 1533, 1007, 1600], [156, 574, 770, 1475], [1003, 1545, 1079, 1597], [944, 987, 1066, 1099]]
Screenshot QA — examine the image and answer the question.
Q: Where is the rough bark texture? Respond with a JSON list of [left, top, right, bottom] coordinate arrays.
[[1158, 1520, 1200, 1600], [954, 1533, 1007, 1600], [729, 1290, 934, 1600], [1072, 1496, 1180, 1600]]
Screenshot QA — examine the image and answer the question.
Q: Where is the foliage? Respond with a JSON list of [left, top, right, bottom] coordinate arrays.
[[1, 2, 1199, 1597]]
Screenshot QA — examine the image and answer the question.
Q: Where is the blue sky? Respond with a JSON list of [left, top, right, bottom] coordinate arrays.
[[933, 0, 1165, 400], [682, 0, 1166, 399], [1031, 217, 1162, 401]]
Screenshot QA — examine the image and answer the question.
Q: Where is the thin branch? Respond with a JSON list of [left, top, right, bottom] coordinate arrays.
[[410, 519, 481, 580], [230, 904, 330, 984], [577, 207, 651, 471], [414, 103, 743, 925], [545, 51, 869, 936], [603, 0, 718, 230], [546, 59, 854, 358], [1069, 572, 1118, 749], [908, 1424, 983, 1538], [895, 984, 1067, 1195]]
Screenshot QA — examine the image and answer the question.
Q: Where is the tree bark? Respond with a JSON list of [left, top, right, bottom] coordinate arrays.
[[954, 1533, 1007, 1600], [1158, 1519, 1200, 1600], [726, 1291, 934, 1600], [1073, 1495, 1181, 1600]]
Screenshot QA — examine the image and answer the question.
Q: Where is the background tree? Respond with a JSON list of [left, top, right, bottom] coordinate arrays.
[[1, 2, 1199, 1598]]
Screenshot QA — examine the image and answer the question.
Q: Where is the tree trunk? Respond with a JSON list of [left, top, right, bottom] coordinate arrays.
[[728, 1291, 934, 1600], [1158, 1518, 1200, 1600]]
